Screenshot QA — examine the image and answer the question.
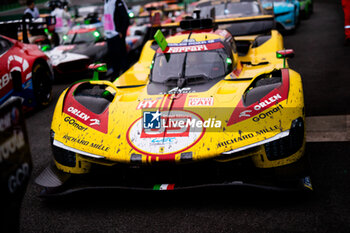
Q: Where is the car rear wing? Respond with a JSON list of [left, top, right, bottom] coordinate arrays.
[[150, 14, 275, 38], [216, 15, 275, 36], [0, 16, 56, 43]]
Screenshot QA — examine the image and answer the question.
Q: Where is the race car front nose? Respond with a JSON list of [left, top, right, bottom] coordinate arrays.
[[222, 117, 304, 161], [56, 59, 90, 74]]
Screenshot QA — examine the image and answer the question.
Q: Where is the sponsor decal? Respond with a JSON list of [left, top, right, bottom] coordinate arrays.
[[0, 112, 11, 132], [188, 97, 214, 106], [126, 110, 207, 157], [167, 39, 221, 47], [8, 163, 30, 193], [0, 73, 11, 90], [63, 134, 89, 145], [62, 134, 110, 151], [239, 110, 252, 118], [0, 130, 25, 163], [89, 119, 100, 126], [90, 142, 110, 152], [217, 125, 279, 148], [136, 99, 159, 110], [161, 87, 194, 95], [252, 104, 283, 122], [157, 40, 224, 54], [64, 116, 88, 131], [227, 69, 290, 126], [151, 137, 176, 145], [167, 45, 208, 53], [67, 106, 90, 121], [153, 184, 175, 190], [253, 94, 282, 111]]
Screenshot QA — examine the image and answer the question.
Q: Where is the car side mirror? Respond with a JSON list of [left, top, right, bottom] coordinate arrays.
[[88, 63, 107, 80], [276, 49, 294, 68], [276, 49, 295, 59]]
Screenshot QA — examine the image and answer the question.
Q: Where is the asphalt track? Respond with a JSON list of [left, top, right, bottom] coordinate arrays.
[[19, 0, 350, 232]]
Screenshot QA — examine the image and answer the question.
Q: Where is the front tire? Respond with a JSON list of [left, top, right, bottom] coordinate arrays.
[[32, 61, 53, 108]]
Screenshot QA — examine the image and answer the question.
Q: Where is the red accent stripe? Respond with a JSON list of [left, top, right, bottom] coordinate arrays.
[[226, 69, 290, 126], [63, 82, 109, 134], [157, 42, 224, 53], [171, 93, 187, 110], [158, 95, 166, 111], [67, 28, 96, 35], [162, 94, 172, 111]]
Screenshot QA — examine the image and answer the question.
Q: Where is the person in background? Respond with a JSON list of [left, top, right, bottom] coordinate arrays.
[[24, 0, 40, 19], [104, 0, 130, 78], [50, 0, 71, 46], [342, 0, 350, 45], [23, 0, 42, 37]]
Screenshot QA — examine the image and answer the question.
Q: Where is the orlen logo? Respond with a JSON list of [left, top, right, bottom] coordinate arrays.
[[253, 94, 282, 111], [67, 106, 90, 121], [127, 110, 204, 155]]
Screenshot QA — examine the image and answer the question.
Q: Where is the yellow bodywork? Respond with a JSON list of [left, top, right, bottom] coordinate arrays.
[[51, 28, 305, 174]]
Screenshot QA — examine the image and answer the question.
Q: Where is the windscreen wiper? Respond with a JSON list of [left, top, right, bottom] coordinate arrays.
[[176, 32, 192, 89]]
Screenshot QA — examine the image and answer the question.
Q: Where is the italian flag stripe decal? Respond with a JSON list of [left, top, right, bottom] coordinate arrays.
[[153, 184, 175, 190]]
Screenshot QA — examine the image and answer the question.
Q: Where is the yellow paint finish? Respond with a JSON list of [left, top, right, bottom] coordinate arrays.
[[51, 27, 305, 173]]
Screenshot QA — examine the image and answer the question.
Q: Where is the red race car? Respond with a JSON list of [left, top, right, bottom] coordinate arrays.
[[0, 35, 53, 111]]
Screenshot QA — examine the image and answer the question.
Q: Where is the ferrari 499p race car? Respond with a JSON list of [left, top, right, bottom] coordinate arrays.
[[36, 17, 312, 195], [0, 35, 53, 111]]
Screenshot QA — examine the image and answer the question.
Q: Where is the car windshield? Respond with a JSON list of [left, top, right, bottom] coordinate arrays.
[[199, 2, 261, 18], [63, 30, 101, 44], [151, 48, 230, 84]]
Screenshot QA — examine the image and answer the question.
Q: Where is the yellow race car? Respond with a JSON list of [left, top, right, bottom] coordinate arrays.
[[36, 17, 312, 195]]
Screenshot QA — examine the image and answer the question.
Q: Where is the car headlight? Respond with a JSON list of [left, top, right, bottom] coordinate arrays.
[[264, 117, 304, 161]]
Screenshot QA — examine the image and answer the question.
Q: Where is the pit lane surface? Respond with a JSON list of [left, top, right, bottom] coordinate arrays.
[[20, 0, 350, 232]]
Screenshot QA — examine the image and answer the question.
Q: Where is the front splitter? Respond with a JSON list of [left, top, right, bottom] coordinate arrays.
[[35, 163, 313, 198]]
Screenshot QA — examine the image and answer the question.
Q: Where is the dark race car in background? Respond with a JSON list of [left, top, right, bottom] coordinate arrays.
[[46, 20, 151, 80], [45, 22, 107, 78], [193, 0, 275, 37], [0, 35, 53, 111], [0, 97, 32, 232], [261, 0, 300, 32]]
